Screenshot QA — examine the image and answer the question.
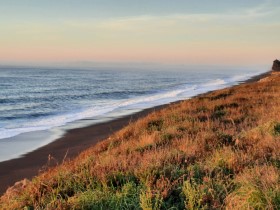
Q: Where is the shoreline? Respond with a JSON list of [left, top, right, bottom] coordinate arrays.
[[0, 70, 272, 195], [0, 105, 167, 194]]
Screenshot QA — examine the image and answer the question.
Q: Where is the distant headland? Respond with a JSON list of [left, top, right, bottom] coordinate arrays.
[[272, 59, 280, 71]]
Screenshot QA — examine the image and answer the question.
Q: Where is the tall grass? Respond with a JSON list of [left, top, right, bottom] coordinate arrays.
[[1, 72, 280, 209]]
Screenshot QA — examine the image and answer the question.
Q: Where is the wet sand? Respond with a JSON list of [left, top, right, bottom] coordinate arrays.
[[0, 70, 272, 195], [0, 105, 166, 194]]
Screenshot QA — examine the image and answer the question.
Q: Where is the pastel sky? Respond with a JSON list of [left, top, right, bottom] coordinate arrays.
[[0, 0, 279, 65]]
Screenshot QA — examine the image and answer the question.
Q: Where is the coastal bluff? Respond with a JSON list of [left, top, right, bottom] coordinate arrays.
[[272, 59, 280, 71], [1, 69, 280, 209]]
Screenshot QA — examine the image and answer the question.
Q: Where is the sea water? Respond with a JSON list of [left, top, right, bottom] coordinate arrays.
[[0, 64, 267, 161]]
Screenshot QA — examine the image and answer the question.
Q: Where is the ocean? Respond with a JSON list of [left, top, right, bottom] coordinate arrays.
[[0, 65, 266, 161]]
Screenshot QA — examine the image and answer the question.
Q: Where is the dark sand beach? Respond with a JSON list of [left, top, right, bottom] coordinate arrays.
[[0, 70, 271, 195], [0, 105, 166, 194]]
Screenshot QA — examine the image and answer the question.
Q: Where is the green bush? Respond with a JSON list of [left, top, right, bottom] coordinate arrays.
[[273, 122, 280, 136], [147, 119, 163, 132], [70, 182, 141, 210]]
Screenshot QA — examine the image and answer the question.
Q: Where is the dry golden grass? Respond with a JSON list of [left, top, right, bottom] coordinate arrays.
[[1, 72, 280, 209]]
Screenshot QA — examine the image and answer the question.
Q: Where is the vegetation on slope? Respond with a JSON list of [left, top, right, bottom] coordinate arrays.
[[1, 72, 280, 209]]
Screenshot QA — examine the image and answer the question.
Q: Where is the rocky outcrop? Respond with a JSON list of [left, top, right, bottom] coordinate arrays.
[[272, 59, 280, 71]]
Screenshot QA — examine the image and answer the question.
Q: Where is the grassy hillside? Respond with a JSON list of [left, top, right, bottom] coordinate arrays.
[[1, 72, 280, 209]]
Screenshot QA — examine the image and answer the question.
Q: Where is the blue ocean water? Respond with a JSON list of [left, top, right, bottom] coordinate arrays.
[[0, 65, 266, 161]]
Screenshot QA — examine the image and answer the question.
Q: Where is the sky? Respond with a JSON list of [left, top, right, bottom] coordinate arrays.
[[0, 0, 279, 66]]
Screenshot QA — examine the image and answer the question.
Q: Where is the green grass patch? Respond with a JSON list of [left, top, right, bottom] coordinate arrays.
[[147, 119, 163, 132], [273, 122, 280, 136]]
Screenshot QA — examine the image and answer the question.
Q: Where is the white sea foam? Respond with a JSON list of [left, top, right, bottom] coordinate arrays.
[[202, 79, 226, 87], [0, 71, 264, 141]]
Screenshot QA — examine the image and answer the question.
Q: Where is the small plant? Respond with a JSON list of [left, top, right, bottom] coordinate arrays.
[[135, 144, 154, 153], [214, 104, 225, 111], [217, 132, 233, 146], [155, 133, 174, 147], [140, 188, 163, 210], [183, 180, 205, 210], [188, 164, 205, 183], [211, 110, 226, 119], [147, 119, 163, 132], [273, 122, 280, 136], [227, 102, 239, 108], [196, 106, 209, 113], [197, 115, 208, 122], [140, 188, 153, 210]]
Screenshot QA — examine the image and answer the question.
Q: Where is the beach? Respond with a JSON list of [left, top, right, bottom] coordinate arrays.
[[1, 0, 279, 208], [0, 70, 271, 195], [1, 69, 280, 209], [0, 105, 164, 194]]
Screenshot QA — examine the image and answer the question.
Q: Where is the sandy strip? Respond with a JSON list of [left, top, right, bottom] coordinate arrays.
[[0, 70, 271, 195]]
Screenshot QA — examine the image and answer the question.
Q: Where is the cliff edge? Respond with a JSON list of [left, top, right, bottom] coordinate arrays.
[[272, 59, 280, 71]]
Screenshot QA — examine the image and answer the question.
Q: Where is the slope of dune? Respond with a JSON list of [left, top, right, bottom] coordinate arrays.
[[1, 72, 280, 209]]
